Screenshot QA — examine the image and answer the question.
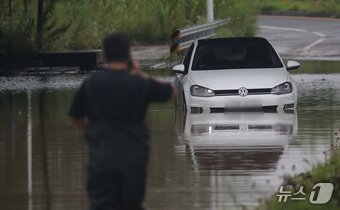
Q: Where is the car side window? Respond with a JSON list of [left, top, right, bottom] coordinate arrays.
[[183, 44, 194, 74]]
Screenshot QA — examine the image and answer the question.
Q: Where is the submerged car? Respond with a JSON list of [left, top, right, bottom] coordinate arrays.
[[173, 37, 300, 113]]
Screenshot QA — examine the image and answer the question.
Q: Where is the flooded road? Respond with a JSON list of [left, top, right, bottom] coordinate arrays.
[[0, 73, 339, 210]]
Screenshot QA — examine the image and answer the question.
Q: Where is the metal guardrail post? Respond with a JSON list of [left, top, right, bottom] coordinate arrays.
[[207, 0, 214, 23]]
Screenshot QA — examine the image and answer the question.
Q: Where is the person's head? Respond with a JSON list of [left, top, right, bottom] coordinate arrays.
[[103, 32, 130, 65]]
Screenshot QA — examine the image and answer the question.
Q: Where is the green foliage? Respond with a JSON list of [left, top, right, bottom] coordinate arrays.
[[0, 0, 258, 53], [40, 1, 71, 50], [258, 150, 340, 210], [256, 0, 340, 18], [0, 0, 71, 68], [289, 60, 340, 74], [215, 0, 258, 37], [56, 0, 209, 47], [0, 14, 36, 68]]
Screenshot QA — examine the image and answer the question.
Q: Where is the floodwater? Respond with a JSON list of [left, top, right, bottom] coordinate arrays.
[[0, 72, 340, 210]]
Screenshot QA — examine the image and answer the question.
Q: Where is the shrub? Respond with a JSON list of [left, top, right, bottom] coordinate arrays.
[[0, 0, 258, 52]]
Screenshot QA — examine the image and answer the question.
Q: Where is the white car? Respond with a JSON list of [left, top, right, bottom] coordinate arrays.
[[173, 37, 300, 113]]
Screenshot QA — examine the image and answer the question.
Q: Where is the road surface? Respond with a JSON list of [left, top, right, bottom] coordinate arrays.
[[134, 15, 340, 66], [257, 15, 340, 60]]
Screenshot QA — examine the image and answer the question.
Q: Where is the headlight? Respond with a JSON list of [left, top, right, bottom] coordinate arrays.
[[271, 82, 292, 95], [190, 85, 215, 97]]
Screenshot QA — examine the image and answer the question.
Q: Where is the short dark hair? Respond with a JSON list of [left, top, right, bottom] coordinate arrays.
[[103, 32, 130, 62]]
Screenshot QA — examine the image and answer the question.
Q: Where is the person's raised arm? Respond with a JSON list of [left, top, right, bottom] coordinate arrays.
[[131, 60, 176, 101]]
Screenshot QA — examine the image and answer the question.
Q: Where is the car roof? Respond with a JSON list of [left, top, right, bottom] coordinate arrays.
[[197, 37, 270, 45]]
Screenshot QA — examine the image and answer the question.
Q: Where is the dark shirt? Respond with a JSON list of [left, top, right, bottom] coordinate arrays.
[[69, 70, 172, 168]]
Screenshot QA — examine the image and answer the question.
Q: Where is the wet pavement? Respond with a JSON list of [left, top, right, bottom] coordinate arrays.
[[258, 16, 340, 60], [0, 73, 340, 210]]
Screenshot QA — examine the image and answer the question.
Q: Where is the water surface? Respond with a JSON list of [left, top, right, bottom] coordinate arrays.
[[0, 73, 339, 210]]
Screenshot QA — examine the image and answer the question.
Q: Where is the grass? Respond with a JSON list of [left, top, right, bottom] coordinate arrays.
[[258, 147, 340, 210], [0, 0, 258, 69], [256, 0, 340, 18], [285, 60, 340, 74], [1, 0, 257, 51]]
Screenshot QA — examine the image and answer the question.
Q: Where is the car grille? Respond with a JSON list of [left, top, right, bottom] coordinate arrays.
[[210, 106, 278, 113], [214, 88, 272, 96]]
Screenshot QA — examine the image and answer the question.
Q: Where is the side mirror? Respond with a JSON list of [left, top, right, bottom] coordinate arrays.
[[172, 64, 185, 74], [287, 60, 300, 71]]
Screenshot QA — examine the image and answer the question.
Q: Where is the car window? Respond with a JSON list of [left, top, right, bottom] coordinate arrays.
[[183, 44, 194, 74], [191, 38, 283, 70]]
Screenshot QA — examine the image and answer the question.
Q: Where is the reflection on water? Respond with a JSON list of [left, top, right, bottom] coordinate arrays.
[[176, 112, 297, 172], [174, 112, 297, 209], [0, 74, 340, 210]]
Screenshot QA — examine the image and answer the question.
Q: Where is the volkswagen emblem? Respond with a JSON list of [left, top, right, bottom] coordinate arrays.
[[238, 87, 248, 97]]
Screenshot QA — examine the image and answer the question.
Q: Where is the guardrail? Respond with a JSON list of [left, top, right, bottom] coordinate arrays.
[[171, 19, 229, 54]]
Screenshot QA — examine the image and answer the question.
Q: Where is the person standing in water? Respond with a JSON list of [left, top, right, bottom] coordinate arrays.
[[69, 32, 175, 210]]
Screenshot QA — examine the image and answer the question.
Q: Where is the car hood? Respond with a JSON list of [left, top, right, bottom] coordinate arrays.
[[188, 68, 288, 90]]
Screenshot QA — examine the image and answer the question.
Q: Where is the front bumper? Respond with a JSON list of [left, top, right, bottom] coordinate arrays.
[[187, 93, 296, 113]]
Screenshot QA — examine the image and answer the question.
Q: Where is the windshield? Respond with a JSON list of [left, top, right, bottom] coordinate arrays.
[[191, 38, 283, 70]]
